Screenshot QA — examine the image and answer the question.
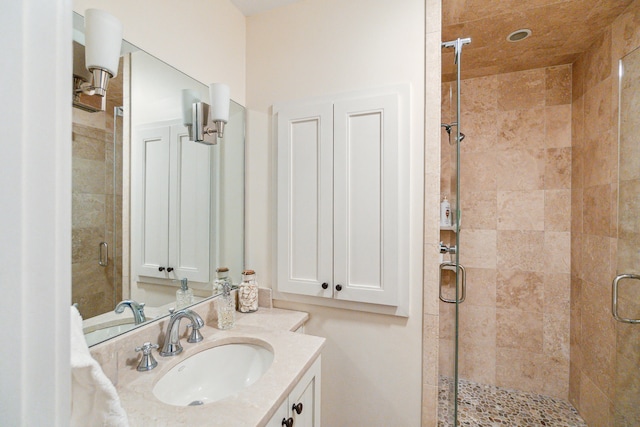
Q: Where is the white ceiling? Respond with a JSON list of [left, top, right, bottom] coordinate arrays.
[[230, 0, 302, 16]]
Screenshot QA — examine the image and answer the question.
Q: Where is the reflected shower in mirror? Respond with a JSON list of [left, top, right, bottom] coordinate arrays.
[[71, 12, 245, 347], [614, 45, 640, 426]]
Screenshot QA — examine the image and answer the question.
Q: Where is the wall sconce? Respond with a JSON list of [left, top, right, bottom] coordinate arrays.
[[76, 9, 123, 98], [181, 89, 200, 140], [182, 83, 230, 145]]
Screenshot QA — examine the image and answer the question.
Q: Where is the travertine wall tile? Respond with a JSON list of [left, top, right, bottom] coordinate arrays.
[[545, 189, 571, 232], [496, 149, 545, 191], [464, 267, 496, 308], [459, 229, 497, 269], [497, 68, 546, 111], [496, 269, 544, 312], [545, 65, 572, 106], [545, 105, 572, 147], [497, 230, 545, 271], [440, 64, 574, 397], [497, 108, 546, 150], [545, 147, 572, 189], [497, 190, 545, 231], [459, 191, 496, 229]]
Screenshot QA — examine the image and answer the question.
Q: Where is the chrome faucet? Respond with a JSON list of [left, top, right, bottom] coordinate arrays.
[[159, 309, 205, 357], [115, 300, 147, 325]]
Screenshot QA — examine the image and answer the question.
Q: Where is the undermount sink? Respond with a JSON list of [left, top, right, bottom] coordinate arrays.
[[152, 342, 274, 406]]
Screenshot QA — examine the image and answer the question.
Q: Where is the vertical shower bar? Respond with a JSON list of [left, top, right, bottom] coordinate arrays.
[[441, 36, 471, 426]]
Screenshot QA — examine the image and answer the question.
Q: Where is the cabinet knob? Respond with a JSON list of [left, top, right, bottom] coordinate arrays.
[[336, 284, 343, 291], [292, 402, 303, 414], [167, 267, 174, 272], [282, 417, 293, 427], [321, 282, 328, 289], [158, 267, 165, 272]]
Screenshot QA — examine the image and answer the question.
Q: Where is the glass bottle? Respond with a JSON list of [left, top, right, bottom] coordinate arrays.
[[238, 270, 259, 313], [214, 267, 232, 295], [217, 279, 235, 330], [176, 278, 193, 309]]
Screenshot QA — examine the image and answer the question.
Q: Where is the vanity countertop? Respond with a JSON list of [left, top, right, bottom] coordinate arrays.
[[91, 306, 324, 427]]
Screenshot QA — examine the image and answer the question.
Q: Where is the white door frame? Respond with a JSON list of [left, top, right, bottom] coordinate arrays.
[[0, 0, 72, 425]]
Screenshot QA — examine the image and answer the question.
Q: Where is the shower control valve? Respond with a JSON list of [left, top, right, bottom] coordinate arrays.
[[439, 241, 457, 254]]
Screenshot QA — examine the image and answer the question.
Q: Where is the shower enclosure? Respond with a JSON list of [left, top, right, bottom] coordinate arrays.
[[71, 97, 124, 319], [438, 37, 470, 426]]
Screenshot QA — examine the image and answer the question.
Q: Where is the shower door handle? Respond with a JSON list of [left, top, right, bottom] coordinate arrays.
[[98, 241, 109, 267], [439, 262, 466, 304], [612, 273, 640, 323]]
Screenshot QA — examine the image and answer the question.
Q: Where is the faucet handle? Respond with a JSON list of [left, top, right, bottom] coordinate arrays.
[[186, 323, 204, 343], [135, 342, 159, 371]]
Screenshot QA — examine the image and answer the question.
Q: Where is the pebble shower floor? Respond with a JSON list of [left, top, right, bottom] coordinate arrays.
[[438, 377, 588, 426]]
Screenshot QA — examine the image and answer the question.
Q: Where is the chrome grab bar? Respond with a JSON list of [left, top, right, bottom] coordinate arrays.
[[439, 262, 466, 304], [612, 273, 640, 324], [98, 241, 108, 267]]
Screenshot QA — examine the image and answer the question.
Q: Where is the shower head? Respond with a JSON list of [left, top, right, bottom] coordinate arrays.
[[441, 122, 465, 144]]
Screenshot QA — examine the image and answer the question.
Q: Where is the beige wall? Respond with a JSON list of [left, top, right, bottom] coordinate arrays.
[[72, 0, 247, 104], [439, 65, 573, 399], [570, 1, 640, 425], [423, 0, 443, 425], [245, 0, 426, 425]]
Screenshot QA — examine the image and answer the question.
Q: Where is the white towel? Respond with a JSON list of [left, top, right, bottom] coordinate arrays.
[[70, 306, 130, 427]]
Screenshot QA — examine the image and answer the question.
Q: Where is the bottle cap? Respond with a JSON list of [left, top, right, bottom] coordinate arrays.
[[242, 269, 255, 275], [216, 267, 229, 273]]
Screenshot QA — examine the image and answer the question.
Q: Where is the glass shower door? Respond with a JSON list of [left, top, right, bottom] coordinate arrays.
[[613, 47, 640, 426], [439, 37, 470, 426]]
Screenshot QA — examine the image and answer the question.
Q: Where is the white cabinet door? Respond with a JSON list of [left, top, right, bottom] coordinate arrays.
[[265, 356, 322, 427], [135, 126, 171, 278], [266, 400, 289, 427], [170, 125, 211, 282], [133, 122, 211, 282], [277, 103, 334, 298], [333, 94, 400, 306], [276, 89, 405, 308], [289, 356, 321, 427]]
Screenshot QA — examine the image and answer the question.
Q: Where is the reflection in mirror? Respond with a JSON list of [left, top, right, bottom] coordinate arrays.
[[71, 12, 245, 347], [615, 46, 640, 426]]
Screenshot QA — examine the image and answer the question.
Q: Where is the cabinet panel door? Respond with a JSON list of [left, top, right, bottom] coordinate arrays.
[[277, 103, 334, 297], [290, 356, 321, 427], [333, 94, 400, 306], [135, 126, 171, 278], [170, 125, 211, 282], [265, 399, 289, 427]]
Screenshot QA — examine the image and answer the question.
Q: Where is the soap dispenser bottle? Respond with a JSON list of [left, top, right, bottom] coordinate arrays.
[[440, 196, 452, 227], [217, 279, 235, 330], [176, 278, 193, 309], [213, 267, 233, 295]]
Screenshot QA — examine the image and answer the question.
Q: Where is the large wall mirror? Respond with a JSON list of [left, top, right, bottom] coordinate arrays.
[[615, 46, 640, 425], [71, 12, 245, 346]]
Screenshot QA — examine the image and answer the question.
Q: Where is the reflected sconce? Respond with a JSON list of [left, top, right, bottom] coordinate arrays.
[[77, 9, 123, 98], [182, 83, 230, 145], [181, 89, 200, 140]]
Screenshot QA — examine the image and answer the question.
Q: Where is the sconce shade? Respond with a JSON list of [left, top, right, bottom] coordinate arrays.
[[209, 83, 230, 123], [181, 89, 200, 126], [84, 9, 123, 78]]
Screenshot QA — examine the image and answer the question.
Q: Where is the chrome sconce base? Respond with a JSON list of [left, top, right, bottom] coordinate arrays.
[[89, 68, 112, 97], [73, 67, 113, 114], [191, 101, 226, 145]]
